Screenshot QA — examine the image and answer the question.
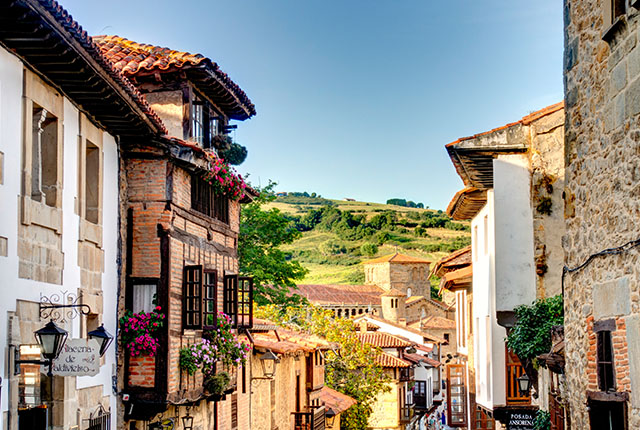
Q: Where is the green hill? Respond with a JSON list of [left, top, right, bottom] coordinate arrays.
[[265, 196, 470, 285]]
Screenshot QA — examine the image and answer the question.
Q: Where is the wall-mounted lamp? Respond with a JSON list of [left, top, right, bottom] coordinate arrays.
[[251, 349, 280, 384], [325, 410, 336, 427], [87, 324, 113, 357], [181, 406, 194, 430], [517, 373, 531, 396]]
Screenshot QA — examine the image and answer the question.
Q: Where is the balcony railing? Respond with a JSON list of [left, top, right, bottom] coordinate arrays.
[[400, 405, 413, 423], [292, 407, 325, 430]]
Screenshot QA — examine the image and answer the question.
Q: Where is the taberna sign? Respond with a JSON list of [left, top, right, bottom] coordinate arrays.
[[50, 338, 100, 377]]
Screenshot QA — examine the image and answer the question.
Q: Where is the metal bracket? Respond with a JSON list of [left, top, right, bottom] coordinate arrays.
[[39, 290, 91, 322]]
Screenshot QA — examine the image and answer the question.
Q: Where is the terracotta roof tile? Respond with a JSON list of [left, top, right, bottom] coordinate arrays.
[[405, 296, 425, 306], [362, 253, 431, 265], [355, 315, 445, 344], [319, 387, 357, 415], [421, 316, 456, 330], [375, 352, 411, 368], [357, 332, 413, 348], [296, 284, 384, 305], [404, 353, 441, 368], [94, 35, 256, 120]]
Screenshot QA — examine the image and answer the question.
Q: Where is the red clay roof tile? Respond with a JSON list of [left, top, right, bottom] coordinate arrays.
[[362, 253, 431, 265], [296, 284, 384, 305], [357, 332, 413, 348], [319, 387, 357, 415], [375, 352, 411, 368]]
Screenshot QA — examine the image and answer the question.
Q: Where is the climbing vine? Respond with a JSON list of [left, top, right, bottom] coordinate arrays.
[[506, 295, 563, 361]]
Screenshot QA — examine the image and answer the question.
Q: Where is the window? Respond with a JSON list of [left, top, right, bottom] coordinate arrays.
[[589, 400, 627, 430], [595, 319, 616, 392], [191, 175, 229, 224], [84, 142, 101, 224], [456, 290, 467, 351], [237, 277, 254, 328], [443, 333, 450, 345], [184, 266, 203, 329], [473, 226, 478, 261], [31, 107, 59, 207], [407, 287, 412, 298], [447, 364, 467, 426], [132, 281, 157, 314], [483, 215, 488, 255], [224, 274, 238, 327], [203, 270, 218, 328], [191, 93, 221, 149], [604, 0, 626, 28]]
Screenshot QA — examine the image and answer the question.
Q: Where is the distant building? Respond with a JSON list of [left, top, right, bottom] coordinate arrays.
[[344, 198, 356, 201]]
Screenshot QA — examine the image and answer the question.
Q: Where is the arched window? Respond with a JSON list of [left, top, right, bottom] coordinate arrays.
[[407, 287, 412, 298]]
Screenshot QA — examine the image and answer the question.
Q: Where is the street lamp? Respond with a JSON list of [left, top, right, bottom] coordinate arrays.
[[88, 324, 114, 357], [34, 320, 68, 369], [517, 373, 531, 396], [325, 410, 336, 428], [259, 350, 279, 379], [182, 406, 194, 430]]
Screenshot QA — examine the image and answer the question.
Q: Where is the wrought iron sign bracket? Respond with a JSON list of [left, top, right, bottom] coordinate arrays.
[[39, 290, 92, 322]]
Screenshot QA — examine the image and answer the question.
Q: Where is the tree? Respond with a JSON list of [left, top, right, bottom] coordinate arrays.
[[255, 305, 391, 430], [238, 182, 308, 305]]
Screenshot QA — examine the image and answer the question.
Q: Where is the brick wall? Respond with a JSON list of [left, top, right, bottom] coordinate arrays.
[[128, 354, 156, 387]]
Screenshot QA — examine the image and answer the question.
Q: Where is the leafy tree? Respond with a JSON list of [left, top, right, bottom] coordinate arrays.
[[255, 305, 391, 430], [238, 182, 308, 305], [360, 243, 378, 257]]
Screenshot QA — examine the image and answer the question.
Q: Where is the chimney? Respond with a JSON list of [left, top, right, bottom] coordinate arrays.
[[398, 318, 407, 327], [359, 319, 368, 333]]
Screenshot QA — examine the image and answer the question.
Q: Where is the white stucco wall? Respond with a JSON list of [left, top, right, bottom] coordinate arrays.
[[471, 192, 507, 410], [0, 45, 118, 428], [493, 154, 536, 312]]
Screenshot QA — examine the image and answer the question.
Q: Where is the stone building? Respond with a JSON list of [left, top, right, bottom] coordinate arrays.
[[445, 102, 565, 428], [0, 1, 189, 429], [563, 1, 640, 428], [92, 35, 258, 429], [0, 1, 171, 429]]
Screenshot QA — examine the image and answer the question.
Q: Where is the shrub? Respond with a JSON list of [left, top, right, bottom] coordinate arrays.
[[204, 372, 231, 395], [506, 295, 563, 361], [360, 243, 378, 257]]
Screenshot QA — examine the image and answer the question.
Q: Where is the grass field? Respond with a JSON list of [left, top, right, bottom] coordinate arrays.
[[271, 197, 470, 285]]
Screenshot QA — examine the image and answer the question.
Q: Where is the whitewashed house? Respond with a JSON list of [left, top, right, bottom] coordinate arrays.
[[0, 1, 165, 429], [445, 103, 565, 427]]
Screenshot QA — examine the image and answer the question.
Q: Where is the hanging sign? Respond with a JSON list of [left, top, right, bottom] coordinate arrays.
[[51, 338, 100, 377], [504, 409, 536, 430]]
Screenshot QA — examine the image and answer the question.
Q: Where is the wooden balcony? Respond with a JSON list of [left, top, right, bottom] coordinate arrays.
[[400, 405, 414, 423], [506, 348, 530, 405], [292, 407, 326, 430]]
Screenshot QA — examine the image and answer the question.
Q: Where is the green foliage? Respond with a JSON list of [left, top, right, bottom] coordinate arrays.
[[239, 182, 308, 305], [360, 243, 378, 257], [386, 198, 424, 208], [218, 142, 248, 165], [179, 347, 199, 375], [204, 371, 231, 395], [533, 410, 551, 430], [255, 305, 390, 430], [506, 295, 564, 361], [320, 240, 347, 255], [430, 277, 442, 300]]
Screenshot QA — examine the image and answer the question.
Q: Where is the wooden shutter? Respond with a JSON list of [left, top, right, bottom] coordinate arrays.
[[237, 277, 253, 328], [183, 266, 203, 329], [223, 274, 238, 327]]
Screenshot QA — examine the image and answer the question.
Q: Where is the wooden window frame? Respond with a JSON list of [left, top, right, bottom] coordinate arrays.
[[183, 265, 203, 330], [190, 92, 221, 149], [190, 175, 229, 224], [446, 364, 467, 427], [203, 269, 218, 329], [594, 319, 616, 392]]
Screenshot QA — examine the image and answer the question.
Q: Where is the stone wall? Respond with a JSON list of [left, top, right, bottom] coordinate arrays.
[[564, 0, 640, 427]]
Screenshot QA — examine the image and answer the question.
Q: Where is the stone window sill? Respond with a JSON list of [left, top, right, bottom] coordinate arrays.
[[79, 218, 103, 247], [20, 196, 62, 233], [602, 15, 626, 42]]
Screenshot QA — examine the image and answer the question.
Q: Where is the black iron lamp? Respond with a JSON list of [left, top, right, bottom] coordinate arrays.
[[325, 409, 336, 428], [88, 324, 114, 357], [182, 406, 194, 430], [259, 350, 280, 379], [405, 345, 417, 355], [35, 320, 68, 365], [517, 373, 531, 396]]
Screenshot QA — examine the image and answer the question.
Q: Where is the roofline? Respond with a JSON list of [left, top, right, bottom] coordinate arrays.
[[19, 0, 167, 136]]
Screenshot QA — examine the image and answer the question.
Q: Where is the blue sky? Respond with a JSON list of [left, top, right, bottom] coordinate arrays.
[[63, 0, 563, 210]]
